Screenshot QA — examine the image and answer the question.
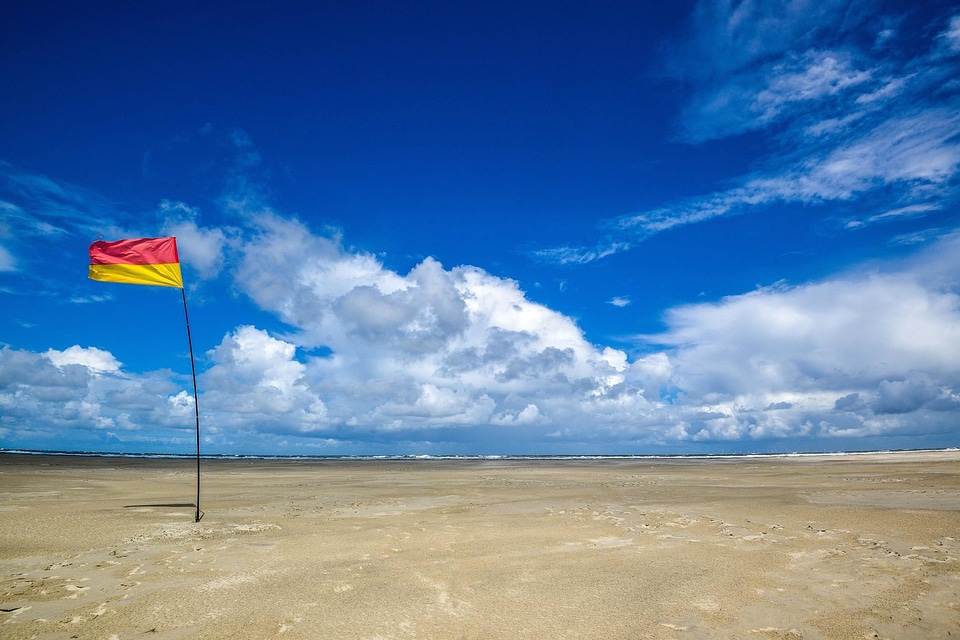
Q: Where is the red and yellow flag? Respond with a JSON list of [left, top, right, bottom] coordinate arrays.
[[88, 237, 184, 288]]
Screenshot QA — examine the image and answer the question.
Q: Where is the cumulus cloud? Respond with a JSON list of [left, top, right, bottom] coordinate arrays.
[[45, 345, 122, 373], [491, 404, 542, 426], [0, 345, 193, 448], [182, 210, 956, 449], [874, 378, 939, 415], [11, 186, 641, 448], [201, 325, 328, 434], [655, 272, 960, 398], [2, 214, 958, 451], [227, 213, 632, 434], [159, 200, 235, 279], [634, 231, 960, 442]]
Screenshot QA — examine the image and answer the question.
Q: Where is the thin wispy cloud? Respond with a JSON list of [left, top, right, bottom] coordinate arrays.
[[539, 3, 960, 264], [0, 163, 122, 237], [0, 245, 15, 272]]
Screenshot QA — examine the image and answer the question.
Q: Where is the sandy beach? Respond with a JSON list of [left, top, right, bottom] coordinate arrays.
[[1, 452, 958, 639]]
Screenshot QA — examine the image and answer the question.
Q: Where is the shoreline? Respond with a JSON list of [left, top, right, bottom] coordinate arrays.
[[2, 446, 958, 463]]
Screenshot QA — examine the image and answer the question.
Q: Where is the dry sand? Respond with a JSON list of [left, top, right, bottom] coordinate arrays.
[[1, 452, 958, 639]]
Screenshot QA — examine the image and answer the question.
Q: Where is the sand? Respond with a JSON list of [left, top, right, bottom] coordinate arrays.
[[1, 452, 958, 639]]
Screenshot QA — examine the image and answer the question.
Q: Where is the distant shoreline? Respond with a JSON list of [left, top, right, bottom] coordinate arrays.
[[2, 447, 958, 465]]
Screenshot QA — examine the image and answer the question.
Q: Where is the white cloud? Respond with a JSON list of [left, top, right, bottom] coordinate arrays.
[[633, 231, 960, 441], [159, 200, 235, 279], [844, 203, 940, 229], [209, 214, 952, 448], [0, 244, 15, 271], [222, 213, 634, 437], [610, 105, 960, 242], [45, 345, 122, 373], [491, 404, 542, 426], [854, 74, 910, 105], [532, 242, 630, 265], [377, 384, 496, 426], [657, 274, 960, 397], [751, 50, 872, 125], [201, 325, 328, 433], [671, 0, 875, 141], [0, 164, 121, 239], [2, 221, 958, 451], [937, 15, 960, 54], [779, 109, 960, 200], [235, 213, 408, 346], [678, 0, 859, 76], [523, 1, 960, 263], [0, 345, 194, 447]]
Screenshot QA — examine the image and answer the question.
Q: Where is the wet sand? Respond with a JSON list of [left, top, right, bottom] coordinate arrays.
[[1, 451, 958, 639]]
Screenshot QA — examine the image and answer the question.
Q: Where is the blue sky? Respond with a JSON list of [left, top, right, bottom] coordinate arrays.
[[2, 0, 959, 455]]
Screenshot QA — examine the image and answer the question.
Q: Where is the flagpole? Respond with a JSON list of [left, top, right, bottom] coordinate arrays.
[[89, 237, 201, 522], [180, 287, 202, 523]]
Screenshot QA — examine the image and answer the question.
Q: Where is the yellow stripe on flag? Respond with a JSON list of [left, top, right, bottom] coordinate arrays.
[[88, 262, 184, 288]]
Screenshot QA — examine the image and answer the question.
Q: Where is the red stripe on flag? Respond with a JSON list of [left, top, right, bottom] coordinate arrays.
[[89, 237, 180, 265]]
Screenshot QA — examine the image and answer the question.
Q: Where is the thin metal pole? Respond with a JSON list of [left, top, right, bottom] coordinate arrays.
[[181, 288, 202, 522]]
